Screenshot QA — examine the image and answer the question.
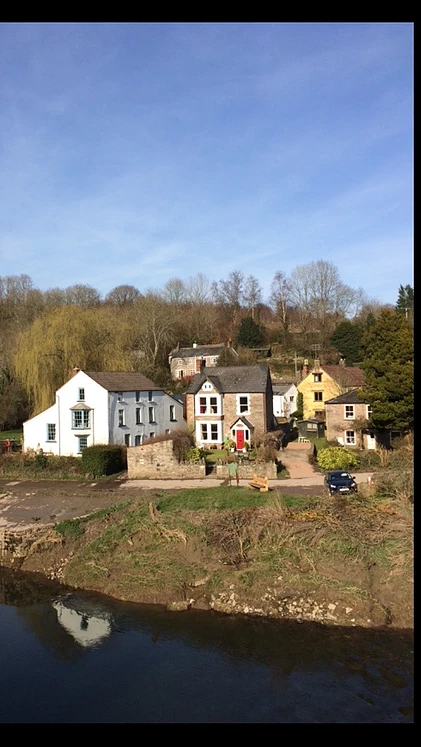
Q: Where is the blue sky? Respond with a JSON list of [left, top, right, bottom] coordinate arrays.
[[0, 22, 413, 304]]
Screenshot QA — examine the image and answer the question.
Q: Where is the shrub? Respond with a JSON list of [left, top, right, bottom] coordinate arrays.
[[317, 447, 359, 471], [81, 444, 127, 478], [185, 446, 203, 463], [171, 429, 195, 462]]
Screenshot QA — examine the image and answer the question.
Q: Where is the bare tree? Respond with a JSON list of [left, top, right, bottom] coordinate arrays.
[[185, 273, 212, 305], [243, 275, 262, 320], [212, 270, 245, 332], [161, 277, 187, 306], [104, 284, 141, 306], [64, 284, 102, 307], [130, 293, 175, 369], [288, 265, 313, 347], [269, 271, 291, 343]]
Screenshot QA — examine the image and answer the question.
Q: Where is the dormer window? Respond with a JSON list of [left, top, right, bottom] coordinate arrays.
[[313, 373, 322, 382], [78, 388, 85, 402]]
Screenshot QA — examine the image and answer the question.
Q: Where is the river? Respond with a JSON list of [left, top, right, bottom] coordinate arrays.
[[0, 568, 413, 723]]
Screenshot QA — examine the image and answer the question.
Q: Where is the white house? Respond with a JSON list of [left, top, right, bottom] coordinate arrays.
[[272, 382, 298, 419], [23, 369, 185, 456]]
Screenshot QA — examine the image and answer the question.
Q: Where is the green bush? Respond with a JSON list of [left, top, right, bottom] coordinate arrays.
[[185, 446, 203, 463], [81, 444, 127, 478], [317, 447, 359, 471]]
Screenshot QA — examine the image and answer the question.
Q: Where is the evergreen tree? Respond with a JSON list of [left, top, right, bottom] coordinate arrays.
[[395, 284, 414, 318], [291, 391, 303, 419], [330, 320, 363, 365], [236, 317, 264, 348], [360, 310, 413, 431]]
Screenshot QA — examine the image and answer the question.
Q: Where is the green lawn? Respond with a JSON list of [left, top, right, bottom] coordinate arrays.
[[155, 487, 271, 513], [0, 429, 23, 441], [307, 436, 329, 452]]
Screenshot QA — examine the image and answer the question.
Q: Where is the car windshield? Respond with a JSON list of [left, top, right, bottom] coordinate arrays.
[[329, 472, 351, 482]]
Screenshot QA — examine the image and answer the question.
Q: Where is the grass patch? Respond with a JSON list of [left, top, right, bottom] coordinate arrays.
[[155, 487, 270, 513], [55, 502, 129, 540], [308, 436, 329, 452], [204, 449, 226, 463], [0, 430, 23, 441]]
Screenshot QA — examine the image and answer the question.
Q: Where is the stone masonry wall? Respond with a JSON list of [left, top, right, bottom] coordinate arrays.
[[127, 439, 205, 479], [222, 393, 267, 438], [325, 403, 368, 446], [216, 462, 277, 479]]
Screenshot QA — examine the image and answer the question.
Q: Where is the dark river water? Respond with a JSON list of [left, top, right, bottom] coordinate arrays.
[[0, 569, 413, 723]]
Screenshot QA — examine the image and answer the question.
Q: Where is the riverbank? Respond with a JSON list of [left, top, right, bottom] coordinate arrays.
[[0, 484, 413, 629]]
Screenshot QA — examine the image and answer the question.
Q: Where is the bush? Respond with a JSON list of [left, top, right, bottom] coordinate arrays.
[[171, 429, 195, 462], [184, 446, 203, 463], [81, 444, 127, 478], [317, 447, 359, 471]]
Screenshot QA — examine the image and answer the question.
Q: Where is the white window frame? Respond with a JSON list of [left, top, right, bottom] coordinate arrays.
[[148, 406, 156, 424], [236, 394, 250, 415], [134, 435, 143, 446], [210, 357, 218, 364], [78, 436, 88, 453], [72, 410, 90, 429], [47, 423, 56, 442], [118, 409, 125, 427], [345, 430, 356, 445], [313, 373, 322, 382], [124, 433, 131, 447], [135, 407, 142, 425], [195, 392, 221, 416], [366, 405, 372, 419], [196, 420, 222, 444], [344, 405, 355, 420], [169, 404, 176, 421], [78, 388, 85, 402]]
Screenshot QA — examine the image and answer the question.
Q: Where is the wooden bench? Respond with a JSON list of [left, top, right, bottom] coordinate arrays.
[[248, 474, 269, 493], [298, 437, 309, 443]]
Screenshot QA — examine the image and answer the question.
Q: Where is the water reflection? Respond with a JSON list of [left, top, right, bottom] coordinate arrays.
[[0, 568, 413, 723]]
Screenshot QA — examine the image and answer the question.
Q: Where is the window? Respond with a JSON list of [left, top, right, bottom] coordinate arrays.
[[210, 397, 218, 414], [169, 405, 176, 421], [118, 409, 125, 427], [78, 436, 88, 452], [210, 424, 218, 441], [199, 397, 207, 414], [134, 435, 142, 446], [72, 410, 90, 429], [238, 395, 249, 414], [47, 424, 56, 441], [149, 432, 155, 439], [148, 391, 153, 401], [201, 423, 208, 440], [314, 392, 323, 401], [344, 405, 355, 419], [148, 406, 155, 423], [313, 373, 322, 382], [117, 392, 123, 402], [290, 395, 294, 402], [307, 422, 318, 431], [210, 357, 218, 364], [136, 408, 142, 425], [366, 405, 372, 419], [314, 411, 325, 419], [345, 430, 356, 445], [190, 369, 195, 376], [124, 433, 131, 447], [165, 429, 170, 434], [135, 391, 141, 402], [78, 388, 85, 402]]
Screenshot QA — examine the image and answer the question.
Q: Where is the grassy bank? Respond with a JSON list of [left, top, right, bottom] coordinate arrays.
[[15, 482, 413, 629]]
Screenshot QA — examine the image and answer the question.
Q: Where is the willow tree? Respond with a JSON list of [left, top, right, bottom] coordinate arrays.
[[14, 306, 133, 414]]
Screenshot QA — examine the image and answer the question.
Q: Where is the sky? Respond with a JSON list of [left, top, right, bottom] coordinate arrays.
[[0, 22, 413, 305]]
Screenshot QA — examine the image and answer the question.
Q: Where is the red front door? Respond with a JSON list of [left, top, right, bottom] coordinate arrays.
[[236, 430, 245, 450]]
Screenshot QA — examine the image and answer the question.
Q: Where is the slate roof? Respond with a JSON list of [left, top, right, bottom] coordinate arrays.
[[325, 389, 368, 405], [272, 382, 296, 395], [230, 416, 254, 430], [84, 371, 160, 392], [186, 365, 270, 394], [170, 343, 236, 360], [320, 365, 366, 387]]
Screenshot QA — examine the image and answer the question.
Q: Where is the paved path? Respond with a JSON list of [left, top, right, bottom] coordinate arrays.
[[121, 474, 373, 490]]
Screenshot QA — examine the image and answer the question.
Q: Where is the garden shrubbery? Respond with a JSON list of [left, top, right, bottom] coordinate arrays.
[[0, 451, 87, 478], [81, 444, 127, 478], [317, 447, 359, 471]]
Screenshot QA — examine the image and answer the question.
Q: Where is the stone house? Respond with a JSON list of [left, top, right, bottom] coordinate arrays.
[[325, 390, 404, 449], [168, 341, 238, 381], [297, 359, 366, 421], [185, 364, 275, 451], [23, 369, 185, 456]]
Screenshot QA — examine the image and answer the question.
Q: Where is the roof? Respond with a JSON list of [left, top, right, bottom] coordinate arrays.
[[170, 343, 236, 360], [272, 382, 296, 395], [84, 371, 160, 392], [325, 389, 368, 405], [230, 416, 254, 430], [186, 364, 270, 394], [320, 365, 366, 387]]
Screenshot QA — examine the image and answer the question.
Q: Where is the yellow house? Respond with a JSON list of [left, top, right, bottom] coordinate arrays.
[[297, 359, 366, 421]]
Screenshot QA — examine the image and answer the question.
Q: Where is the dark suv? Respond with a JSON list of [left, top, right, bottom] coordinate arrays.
[[325, 471, 358, 495]]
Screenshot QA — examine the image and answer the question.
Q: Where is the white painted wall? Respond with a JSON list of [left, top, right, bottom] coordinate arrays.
[[273, 384, 298, 418]]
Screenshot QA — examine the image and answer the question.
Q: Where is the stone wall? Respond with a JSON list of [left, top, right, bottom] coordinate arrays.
[[222, 392, 267, 436], [216, 462, 277, 479], [127, 439, 206, 479], [325, 403, 368, 446]]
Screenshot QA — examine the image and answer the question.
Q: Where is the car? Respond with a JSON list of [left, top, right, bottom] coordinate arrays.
[[324, 471, 358, 495]]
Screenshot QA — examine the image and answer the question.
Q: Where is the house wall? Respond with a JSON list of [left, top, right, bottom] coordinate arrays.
[[170, 354, 221, 380], [23, 404, 58, 454], [273, 385, 297, 418], [127, 439, 205, 478], [109, 390, 185, 447], [298, 371, 341, 420], [325, 402, 371, 448]]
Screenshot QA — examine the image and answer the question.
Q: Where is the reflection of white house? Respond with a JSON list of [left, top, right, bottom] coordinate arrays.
[[23, 369, 185, 456], [272, 382, 298, 419], [52, 600, 111, 648]]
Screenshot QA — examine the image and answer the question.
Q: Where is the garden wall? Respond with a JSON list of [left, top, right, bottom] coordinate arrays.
[[127, 440, 205, 479], [216, 462, 277, 480]]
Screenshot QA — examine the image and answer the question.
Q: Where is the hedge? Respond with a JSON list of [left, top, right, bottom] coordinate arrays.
[[81, 444, 127, 477]]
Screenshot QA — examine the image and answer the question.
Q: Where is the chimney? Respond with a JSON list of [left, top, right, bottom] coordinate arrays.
[[301, 359, 309, 380], [72, 367, 80, 377], [200, 358, 206, 372], [339, 357, 345, 367], [193, 342, 197, 349], [314, 358, 321, 371]]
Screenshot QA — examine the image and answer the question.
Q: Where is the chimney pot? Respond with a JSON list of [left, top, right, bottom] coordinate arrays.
[[193, 342, 197, 349], [72, 367, 80, 377]]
